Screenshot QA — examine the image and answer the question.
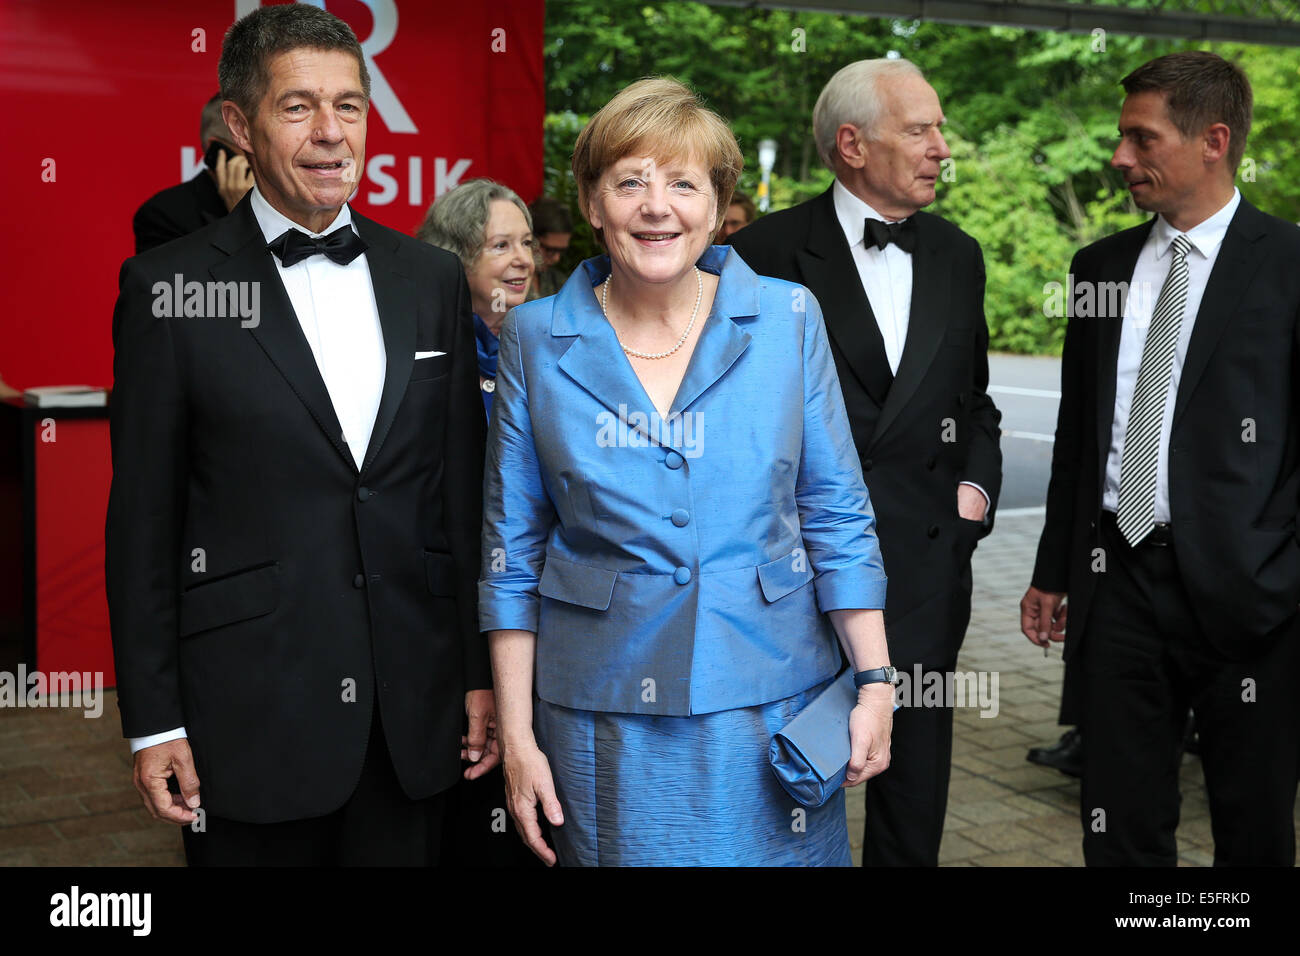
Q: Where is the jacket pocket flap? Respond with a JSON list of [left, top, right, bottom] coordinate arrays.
[[410, 353, 452, 382], [179, 562, 280, 637], [757, 551, 814, 603], [425, 550, 459, 597], [538, 556, 617, 611]]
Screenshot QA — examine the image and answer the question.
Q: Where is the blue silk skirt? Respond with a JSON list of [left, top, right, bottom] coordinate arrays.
[[533, 677, 852, 866]]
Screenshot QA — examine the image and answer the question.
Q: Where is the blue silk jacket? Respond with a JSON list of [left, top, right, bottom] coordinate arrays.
[[478, 245, 887, 716]]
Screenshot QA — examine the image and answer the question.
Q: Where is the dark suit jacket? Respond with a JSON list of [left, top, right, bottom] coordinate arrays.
[[1032, 198, 1300, 659], [106, 194, 489, 823], [132, 171, 229, 254], [731, 186, 1002, 662]]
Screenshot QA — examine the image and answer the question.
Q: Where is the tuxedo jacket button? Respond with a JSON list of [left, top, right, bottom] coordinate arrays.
[[353, 573, 365, 588], [862, 458, 873, 471], [357, 486, 371, 501], [927, 525, 940, 539], [925, 457, 936, 470]]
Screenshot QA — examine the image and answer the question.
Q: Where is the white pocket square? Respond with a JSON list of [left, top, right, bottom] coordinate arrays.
[[414, 350, 446, 360]]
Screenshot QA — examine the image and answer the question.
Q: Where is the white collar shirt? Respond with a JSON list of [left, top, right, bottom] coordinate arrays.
[[1102, 188, 1240, 521], [249, 185, 386, 472], [832, 178, 913, 376]]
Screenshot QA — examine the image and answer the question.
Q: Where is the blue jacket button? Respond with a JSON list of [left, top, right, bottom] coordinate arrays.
[[671, 508, 690, 527], [673, 566, 692, 585], [664, 451, 684, 469]]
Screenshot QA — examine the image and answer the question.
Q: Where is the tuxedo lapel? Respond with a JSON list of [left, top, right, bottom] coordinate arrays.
[[1171, 201, 1268, 427], [871, 211, 949, 446], [208, 201, 356, 473], [353, 212, 417, 475], [795, 188, 893, 406], [1092, 220, 1153, 470]]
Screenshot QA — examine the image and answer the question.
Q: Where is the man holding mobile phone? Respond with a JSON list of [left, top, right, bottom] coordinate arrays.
[[132, 93, 256, 253]]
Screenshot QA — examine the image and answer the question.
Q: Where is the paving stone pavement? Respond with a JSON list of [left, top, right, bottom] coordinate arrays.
[[1, 512, 1295, 866], [0, 694, 186, 866]]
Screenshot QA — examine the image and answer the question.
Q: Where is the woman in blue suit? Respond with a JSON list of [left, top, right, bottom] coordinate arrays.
[[479, 77, 894, 866]]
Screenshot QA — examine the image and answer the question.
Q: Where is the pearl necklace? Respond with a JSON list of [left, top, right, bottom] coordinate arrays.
[[601, 266, 703, 360]]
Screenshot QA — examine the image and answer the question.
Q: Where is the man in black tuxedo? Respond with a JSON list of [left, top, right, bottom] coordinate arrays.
[[106, 3, 496, 865], [132, 93, 255, 254], [731, 59, 1002, 867], [1021, 51, 1300, 866]]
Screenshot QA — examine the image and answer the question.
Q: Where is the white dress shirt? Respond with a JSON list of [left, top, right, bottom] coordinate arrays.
[[1102, 189, 1241, 521], [832, 179, 913, 375], [832, 178, 988, 510], [249, 186, 387, 469], [130, 186, 387, 754]]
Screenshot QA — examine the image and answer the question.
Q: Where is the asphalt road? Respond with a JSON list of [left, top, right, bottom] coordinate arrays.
[[987, 353, 1062, 512]]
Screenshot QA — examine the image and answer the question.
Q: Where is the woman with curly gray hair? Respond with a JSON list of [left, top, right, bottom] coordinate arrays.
[[418, 179, 536, 418]]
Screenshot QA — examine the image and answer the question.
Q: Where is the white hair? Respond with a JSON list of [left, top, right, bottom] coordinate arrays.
[[813, 58, 925, 169]]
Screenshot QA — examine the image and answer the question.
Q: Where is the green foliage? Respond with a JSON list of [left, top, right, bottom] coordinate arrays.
[[543, 1, 1300, 353], [542, 111, 601, 271], [1226, 44, 1300, 219]]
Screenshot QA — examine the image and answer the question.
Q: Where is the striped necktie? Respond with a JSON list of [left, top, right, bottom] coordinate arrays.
[[1116, 234, 1193, 546]]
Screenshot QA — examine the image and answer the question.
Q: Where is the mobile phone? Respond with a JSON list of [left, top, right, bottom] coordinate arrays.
[[204, 140, 240, 171]]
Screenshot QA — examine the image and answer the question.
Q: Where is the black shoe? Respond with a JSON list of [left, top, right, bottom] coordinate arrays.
[[1027, 728, 1083, 778]]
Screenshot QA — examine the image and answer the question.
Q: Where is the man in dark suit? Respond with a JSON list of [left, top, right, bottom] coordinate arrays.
[[132, 93, 255, 254], [106, 3, 496, 865], [731, 58, 1002, 867], [1021, 51, 1300, 866]]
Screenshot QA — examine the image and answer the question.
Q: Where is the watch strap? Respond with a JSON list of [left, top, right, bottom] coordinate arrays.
[[853, 666, 897, 688]]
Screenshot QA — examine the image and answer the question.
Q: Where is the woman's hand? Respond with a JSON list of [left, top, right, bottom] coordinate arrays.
[[844, 685, 894, 787], [502, 742, 565, 866]]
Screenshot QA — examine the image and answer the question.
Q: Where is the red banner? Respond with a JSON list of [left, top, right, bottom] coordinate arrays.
[[34, 418, 115, 681], [1, 0, 545, 389]]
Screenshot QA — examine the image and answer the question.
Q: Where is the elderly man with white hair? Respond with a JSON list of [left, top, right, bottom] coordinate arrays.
[[731, 58, 1002, 867]]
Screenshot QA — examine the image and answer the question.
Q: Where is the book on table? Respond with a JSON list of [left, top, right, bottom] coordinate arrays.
[[22, 386, 108, 408]]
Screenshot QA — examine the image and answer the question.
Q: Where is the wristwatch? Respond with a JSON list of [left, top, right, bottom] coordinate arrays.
[[853, 666, 899, 688]]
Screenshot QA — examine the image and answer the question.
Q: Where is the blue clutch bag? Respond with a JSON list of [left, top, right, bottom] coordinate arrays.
[[768, 668, 858, 808]]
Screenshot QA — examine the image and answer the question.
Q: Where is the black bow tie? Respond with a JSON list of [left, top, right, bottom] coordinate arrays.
[[268, 225, 368, 267], [864, 217, 917, 254]]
